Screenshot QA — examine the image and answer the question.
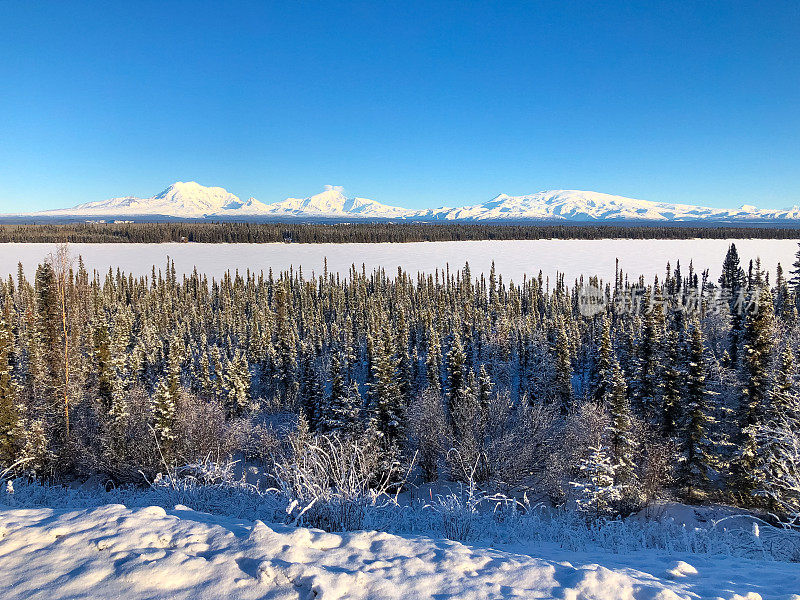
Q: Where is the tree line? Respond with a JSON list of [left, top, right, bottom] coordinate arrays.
[[1, 244, 799, 521], [2, 221, 800, 243]]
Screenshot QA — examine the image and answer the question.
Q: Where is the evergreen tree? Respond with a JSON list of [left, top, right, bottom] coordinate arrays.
[[367, 326, 404, 444], [446, 332, 470, 435], [734, 280, 775, 499], [151, 375, 176, 458], [92, 323, 113, 410], [0, 297, 19, 466], [34, 262, 64, 439], [322, 355, 362, 435], [298, 344, 323, 431], [660, 328, 682, 438], [425, 325, 443, 395], [681, 320, 717, 501], [789, 242, 800, 298], [757, 345, 800, 513], [553, 318, 573, 413], [607, 357, 637, 490], [476, 365, 493, 412], [771, 346, 799, 425], [635, 289, 664, 421], [719, 244, 746, 365], [592, 316, 613, 405], [571, 445, 622, 519], [224, 350, 251, 419]]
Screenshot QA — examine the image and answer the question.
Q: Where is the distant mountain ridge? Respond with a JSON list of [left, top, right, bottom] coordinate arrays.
[[20, 181, 800, 222]]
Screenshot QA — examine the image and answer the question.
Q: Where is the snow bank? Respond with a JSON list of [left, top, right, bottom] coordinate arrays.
[[1, 503, 797, 599]]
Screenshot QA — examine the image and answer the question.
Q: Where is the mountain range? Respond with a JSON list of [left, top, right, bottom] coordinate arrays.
[[16, 181, 800, 222]]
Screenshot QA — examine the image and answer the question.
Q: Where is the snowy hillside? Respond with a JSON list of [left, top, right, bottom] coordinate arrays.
[[19, 181, 800, 221], [1, 503, 797, 600]]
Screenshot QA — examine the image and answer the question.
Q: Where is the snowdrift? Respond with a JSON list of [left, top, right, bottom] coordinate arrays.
[[1, 503, 798, 599]]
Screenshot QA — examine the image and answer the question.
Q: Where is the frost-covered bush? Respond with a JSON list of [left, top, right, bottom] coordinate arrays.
[[269, 422, 405, 531], [223, 417, 282, 462], [406, 388, 448, 482], [424, 479, 526, 541], [446, 393, 558, 490]]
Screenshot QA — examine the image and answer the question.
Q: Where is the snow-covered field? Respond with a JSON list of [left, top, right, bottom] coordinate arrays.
[[2, 239, 798, 283], [1, 502, 798, 600]]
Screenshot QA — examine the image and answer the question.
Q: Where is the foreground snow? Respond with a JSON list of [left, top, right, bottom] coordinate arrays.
[[0, 504, 797, 599]]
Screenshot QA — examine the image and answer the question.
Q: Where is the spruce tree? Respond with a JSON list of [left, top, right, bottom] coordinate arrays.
[[734, 280, 775, 499], [92, 323, 113, 410], [593, 316, 613, 405], [426, 325, 443, 395], [660, 328, 682, 438], [789, 242, 800, 298], [553, 318, 573, 413], [224, 350, 251, 419], [367, 326, 404, 444], [607, 357, 637, 490], [322, 355, 362, 435], [571, 445, 622, 519], [0, 297, 19, 466], [719, 244, 746, 365], [298, 344, 323, 431], [446, 332, 469, 433], [35, 262, 64, 438], [151, 375, 176, 458], [757, 345, 800, 512], [635, 289, 664, 421], [681, 320, 716, 501], [771, 346, 799, 425]]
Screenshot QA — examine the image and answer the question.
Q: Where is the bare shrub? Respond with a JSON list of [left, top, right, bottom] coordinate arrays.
[[269, 420, 404, 531], [406, 388, 448, 482], [224, 418, 281, 462], [448, 392, 558, 491], [173, 392, 230, 462]]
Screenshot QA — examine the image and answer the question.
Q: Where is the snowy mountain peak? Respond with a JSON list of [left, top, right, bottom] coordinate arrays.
[[24, 184, 800, 222], [414, 190, 800, 222], [261, 186, 415, 218], [150, 182, 242, 214], [39, 182, 246, 218]]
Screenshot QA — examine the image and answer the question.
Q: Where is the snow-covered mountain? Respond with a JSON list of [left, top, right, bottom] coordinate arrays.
[[32, 182, 272, 219], [257, 185, 415, 219], [414, 190, 800, 222], [22, 182, 800, 222], [29, 182, 411, 220]]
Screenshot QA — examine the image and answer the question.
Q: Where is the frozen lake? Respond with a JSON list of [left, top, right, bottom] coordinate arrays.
[[1, 239, 798, 285]]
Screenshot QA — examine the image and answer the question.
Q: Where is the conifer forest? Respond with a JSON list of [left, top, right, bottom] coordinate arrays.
[[1, 242, 800, 526], [2, 221, 800, 244]]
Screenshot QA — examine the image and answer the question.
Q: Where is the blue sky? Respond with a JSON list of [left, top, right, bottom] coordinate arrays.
[[1, 1, 798, 211]]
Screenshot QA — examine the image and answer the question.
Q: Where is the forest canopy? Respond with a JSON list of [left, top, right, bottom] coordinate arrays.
[[1, 243, 800, 524], [1, 221, 800, 243]]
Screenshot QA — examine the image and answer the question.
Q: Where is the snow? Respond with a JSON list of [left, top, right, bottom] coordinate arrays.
[[25, 182, 415, 220], [2, 239, 798, 285], [35, 182, 249, 219], [261, 185, 416, 219], [1, 503, 797, 599], [14, 182, 800, 221], [416, 190, 800, 222]]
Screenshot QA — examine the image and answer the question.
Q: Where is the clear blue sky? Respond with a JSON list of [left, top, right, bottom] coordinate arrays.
[[1, 1, 798, 211]]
